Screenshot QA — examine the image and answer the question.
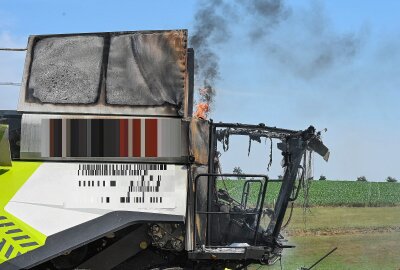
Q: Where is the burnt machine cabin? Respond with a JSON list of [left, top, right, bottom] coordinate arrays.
[[0, 29, 329, 270]]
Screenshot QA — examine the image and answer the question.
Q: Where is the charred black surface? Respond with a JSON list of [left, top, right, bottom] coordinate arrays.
[[28, 36, 104, 104], [106, 32, 185, 107]]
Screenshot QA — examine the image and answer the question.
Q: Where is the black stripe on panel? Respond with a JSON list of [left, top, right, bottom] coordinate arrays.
[[5, 229, 22, 234], [0, 238, 5, 252], [70, 119, 80, 157], [19, 242, 39, 247], [91, 119, 103, 157], [103, 119, 119, 157], [78, 119, 87, 157], [53, 119, 62, 157], [0, 222, 14, 227], [5, 245, 14, 258], [12, 235, 31, 241]]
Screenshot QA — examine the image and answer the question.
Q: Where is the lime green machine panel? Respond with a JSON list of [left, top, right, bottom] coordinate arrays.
[[0, 161, 46, 264]]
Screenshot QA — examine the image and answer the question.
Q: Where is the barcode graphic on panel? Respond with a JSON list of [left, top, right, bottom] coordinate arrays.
[[78, 163, 167, 176], [72, 163, 178, 209]]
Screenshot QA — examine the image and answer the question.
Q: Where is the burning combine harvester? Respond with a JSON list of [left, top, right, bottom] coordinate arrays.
[[0, 30, 329, 270]]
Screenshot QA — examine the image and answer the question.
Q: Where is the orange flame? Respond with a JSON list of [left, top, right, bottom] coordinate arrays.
[[194, 102, 209, 119]]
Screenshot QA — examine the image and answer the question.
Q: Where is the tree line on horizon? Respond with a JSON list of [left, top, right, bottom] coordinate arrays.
[[232, 166, 398, 183]]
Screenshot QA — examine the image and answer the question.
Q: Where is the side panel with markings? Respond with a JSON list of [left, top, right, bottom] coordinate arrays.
[[4, 162, 187, 235]]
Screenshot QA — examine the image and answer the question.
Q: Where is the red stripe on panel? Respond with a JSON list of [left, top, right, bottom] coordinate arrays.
[[145, 119, 158, 157], [132, 119, 141, 157], [119, 119, 128, 157]]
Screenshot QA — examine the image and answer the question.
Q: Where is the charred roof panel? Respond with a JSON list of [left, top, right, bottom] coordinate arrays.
[[106, 32, 186, 107], [18, 30, 189, 117]]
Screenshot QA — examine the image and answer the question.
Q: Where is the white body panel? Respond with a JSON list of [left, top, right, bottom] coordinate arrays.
[[5, 162, 188, 236]]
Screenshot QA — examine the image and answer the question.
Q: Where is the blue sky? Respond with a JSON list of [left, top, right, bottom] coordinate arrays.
[[0, 0, 399, 181]]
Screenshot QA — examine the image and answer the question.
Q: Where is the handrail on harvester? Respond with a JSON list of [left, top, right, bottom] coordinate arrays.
[[193, 173, 269, 248]]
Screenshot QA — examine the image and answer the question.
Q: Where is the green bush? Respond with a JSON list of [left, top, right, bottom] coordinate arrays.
[[357, 176, 367, 182]]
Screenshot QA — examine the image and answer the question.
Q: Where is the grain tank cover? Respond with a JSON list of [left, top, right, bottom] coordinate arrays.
[[18, 30, 189, 117]]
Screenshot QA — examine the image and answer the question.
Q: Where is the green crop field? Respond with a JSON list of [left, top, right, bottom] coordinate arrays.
[[217, 179, 400, 207]]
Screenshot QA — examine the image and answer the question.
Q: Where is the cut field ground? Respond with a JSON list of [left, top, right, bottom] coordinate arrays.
[[253, 207, 400, 270], [264, 232, 400, 270], [282, 207, 400, 235]]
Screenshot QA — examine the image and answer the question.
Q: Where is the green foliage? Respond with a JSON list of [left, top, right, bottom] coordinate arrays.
[[386, 176, 398, 183], [319, 175, 327, 180]]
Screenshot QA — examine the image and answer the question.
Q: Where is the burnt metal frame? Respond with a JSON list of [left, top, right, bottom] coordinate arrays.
[[241, 179, 263, 210], [207, 122, 316, 245], [193, 173, 269, 248], [268, 139, 306, 240]]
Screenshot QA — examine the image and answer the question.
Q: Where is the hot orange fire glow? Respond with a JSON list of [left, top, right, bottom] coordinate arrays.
[[194, 85, 213, 119], [194, 102, 209, 119]]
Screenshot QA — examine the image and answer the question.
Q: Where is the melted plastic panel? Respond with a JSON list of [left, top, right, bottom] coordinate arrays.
[[27, 36, 104, 104], [189, 119, 209, 165], [106, 32, 186, 107]]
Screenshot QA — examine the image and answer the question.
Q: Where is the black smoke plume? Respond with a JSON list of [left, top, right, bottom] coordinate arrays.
[[190, 0, 364, 104]]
